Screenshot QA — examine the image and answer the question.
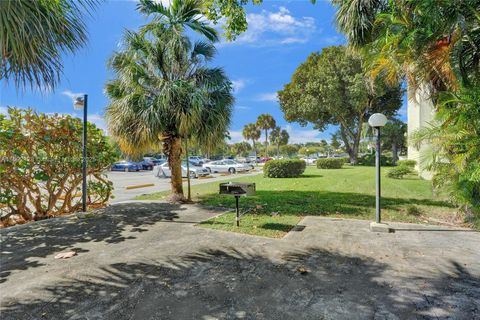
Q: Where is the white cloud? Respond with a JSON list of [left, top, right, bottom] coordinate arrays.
[[284, 125, 323, 144], [61, 90, 84, 100], [228, 130, 244, 143], [257, 92, 278, 102], [221, 7, 316, 47], [231, 79, 247, 93], [0, 106, 8, 116], [235, 105, 251, 111]]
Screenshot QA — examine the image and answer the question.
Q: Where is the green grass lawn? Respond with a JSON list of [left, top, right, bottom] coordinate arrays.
[[136, 166, 459, 237]]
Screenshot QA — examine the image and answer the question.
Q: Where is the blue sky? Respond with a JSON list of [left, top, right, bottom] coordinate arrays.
[[0, 0, 407, 144]]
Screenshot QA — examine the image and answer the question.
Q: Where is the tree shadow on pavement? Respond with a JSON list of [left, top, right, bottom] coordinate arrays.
[[0, 202, 184, 283], [1, 247, 478, 319]]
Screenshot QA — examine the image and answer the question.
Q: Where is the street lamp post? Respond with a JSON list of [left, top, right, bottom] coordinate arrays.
[[74, 94, 88, 212], [368, 113, 392, 233]]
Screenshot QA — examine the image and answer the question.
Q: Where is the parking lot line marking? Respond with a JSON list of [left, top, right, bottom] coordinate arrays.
[[125, 183, 155, 190]]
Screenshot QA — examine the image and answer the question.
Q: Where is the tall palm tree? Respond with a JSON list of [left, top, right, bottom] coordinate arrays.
[[269, 126, 289, 157], [0, 0, 98, 90], [105, 2, 233, 202], [256, 114, 276, 157], [242, 123, 261, 156]]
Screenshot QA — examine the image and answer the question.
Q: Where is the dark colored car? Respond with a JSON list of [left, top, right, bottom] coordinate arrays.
[[111, 161, 140, 172], [137, 159, 155, 170]]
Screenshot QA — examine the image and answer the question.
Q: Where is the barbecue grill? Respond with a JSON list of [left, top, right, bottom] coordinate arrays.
[[219, 182, 256, 226]]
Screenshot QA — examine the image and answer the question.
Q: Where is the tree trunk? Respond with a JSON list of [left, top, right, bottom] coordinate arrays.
[[392, 143, 398, 165], [252, 139, 256, 156], [265, 129, 268, 157], [185, 137, 191, 202], [165, 136, 185, 202]]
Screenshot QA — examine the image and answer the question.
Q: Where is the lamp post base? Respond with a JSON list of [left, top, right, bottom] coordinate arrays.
[[370, 222, 394, 233]]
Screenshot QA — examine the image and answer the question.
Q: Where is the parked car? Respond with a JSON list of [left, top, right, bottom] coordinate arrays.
[[111, 161, 140, 172], [137, 158, 155, 170], [301, 157, 318, 165], [203, 159, 251, 174], [155, 161, 210, 178], [258, 157, 273, 163], [188, 156, 204, 166], [144, 157, 166, 166]]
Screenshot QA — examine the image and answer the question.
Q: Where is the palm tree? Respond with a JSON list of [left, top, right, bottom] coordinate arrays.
[[105, 1, 233, 202], [1, 0, 98, 90], [256, 114, 276, 157], [242, 123, 261, 156], [332, 0, 480, 91], [269, 127, 289, 157]]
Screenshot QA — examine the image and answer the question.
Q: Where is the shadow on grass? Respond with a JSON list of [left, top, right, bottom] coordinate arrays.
[[200, 190, 454, 217], [260, 222, 296, 232], [0, 203, 185, 283], [1, 247, 478, 319]]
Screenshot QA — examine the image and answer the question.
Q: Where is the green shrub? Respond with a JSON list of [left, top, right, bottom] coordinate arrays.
[[397, 159, 417, 168], [387, 165, 412, 179], [357, 153, 394, 166], [264, 159, 306, 178], [316, 158, 344, 169]]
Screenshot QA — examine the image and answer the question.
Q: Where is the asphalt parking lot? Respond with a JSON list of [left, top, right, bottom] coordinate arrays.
[[107, 169, 262, 203]]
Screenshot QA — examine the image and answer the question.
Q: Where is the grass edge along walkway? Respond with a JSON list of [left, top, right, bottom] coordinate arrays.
[[135, 166, 462, 237]]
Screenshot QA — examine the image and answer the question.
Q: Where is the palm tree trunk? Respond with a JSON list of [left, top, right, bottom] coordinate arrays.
[[185, 137, 191, 202], [265, 129, 268, 157], [167, 136, 185, 202]]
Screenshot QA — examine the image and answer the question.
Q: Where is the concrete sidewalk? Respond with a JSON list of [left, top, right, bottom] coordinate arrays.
[[1, 202, 479, 319]]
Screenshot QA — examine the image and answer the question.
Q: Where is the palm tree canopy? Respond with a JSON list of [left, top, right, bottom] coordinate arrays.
[[0, 0, 98, 90], [105, 26, 233, 156], [137, 0, 219, 42], [256, 114, 276, 131], [242, 123, 261, 142], [332, 0, 480, 90]]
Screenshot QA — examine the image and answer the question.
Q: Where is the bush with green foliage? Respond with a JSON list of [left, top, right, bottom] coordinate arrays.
[[0, 108, 116, 227], [357, 153, 394, 166], [397, 160, 417, 168], [387, 165, 412, 179], [316, 158, 344, 169], [264, 159, 306, 178]]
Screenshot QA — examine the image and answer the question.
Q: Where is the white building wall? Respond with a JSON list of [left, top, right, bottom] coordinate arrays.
[[407, 83, 435, 180]]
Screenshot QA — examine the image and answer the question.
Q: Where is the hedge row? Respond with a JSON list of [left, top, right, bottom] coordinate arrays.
[[397, 159, 417, 168], [357, 154, 394, 166], [316, 158, 344, 169], [264, 159, 306, 178]]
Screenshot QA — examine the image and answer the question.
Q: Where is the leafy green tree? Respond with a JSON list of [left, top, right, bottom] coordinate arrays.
[[298, 146, 321, 157], [382, 118, 407, 164], [231, 142, 251, 157], [280, 144, 299, 158], [105, 0, 233, 202], [269, 127, 289, 157], [278, 46, 402, 164], [242, 123, 261, 155], [256, 114, 276, 157], [0, 0, 98, 90], [0, 108, 116, 226], [330, 132, 341, 150]]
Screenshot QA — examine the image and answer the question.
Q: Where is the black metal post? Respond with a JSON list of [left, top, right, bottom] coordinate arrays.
[[375, 127, 381, 223], [82, 94, 88, 212], [235, 196, 240, 227]]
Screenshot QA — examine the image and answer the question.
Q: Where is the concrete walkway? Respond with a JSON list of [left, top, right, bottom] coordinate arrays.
[[0, 202, 479, 319]]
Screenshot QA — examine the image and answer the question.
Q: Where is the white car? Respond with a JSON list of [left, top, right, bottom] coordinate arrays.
[[203, 159, 251, 174], [155, 161, 210, 178], [301, 157, 318, 165]]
